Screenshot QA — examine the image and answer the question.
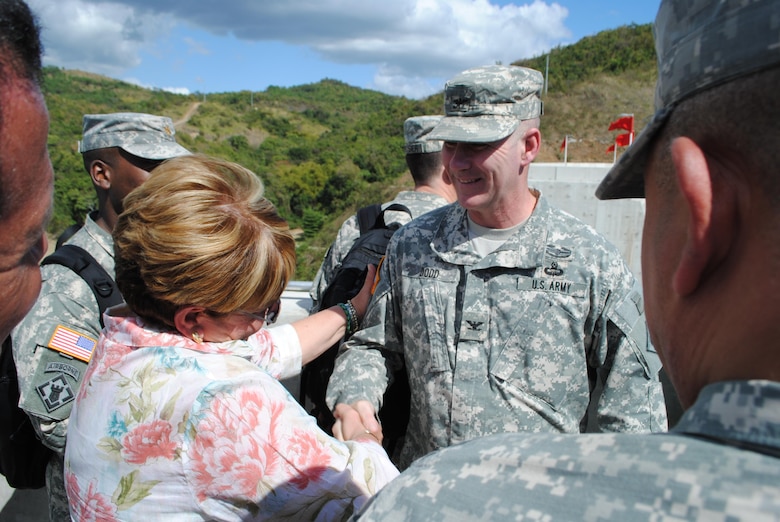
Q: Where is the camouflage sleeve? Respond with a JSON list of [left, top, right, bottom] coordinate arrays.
[[326, 246, 401, 412], [354, 427, 778, 521], [11, 267, 101, 454], [592, 273, 668, 433], [309, 215, 361, 312]]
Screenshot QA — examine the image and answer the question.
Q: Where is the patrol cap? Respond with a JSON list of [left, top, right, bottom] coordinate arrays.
[[427, 65, 543, 143], [404, 115, 444, 154], [596, 0, 780, 200], [78, 112, 190, 160]]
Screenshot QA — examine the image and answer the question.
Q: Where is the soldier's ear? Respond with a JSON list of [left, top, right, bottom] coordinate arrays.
[[519, 127, 540, 165], [670, 136, 738, 296], [89, 159, 111, 190]]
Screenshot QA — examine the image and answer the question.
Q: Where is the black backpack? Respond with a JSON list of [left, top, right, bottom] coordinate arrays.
[[0, 244, 121, 489], [301, 203, 412, 453]]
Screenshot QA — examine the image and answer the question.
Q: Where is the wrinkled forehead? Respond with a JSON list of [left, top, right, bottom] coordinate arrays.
[[0, 82, 51, 215]]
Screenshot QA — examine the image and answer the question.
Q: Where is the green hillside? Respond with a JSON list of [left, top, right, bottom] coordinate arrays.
[[41, 23, 657, 279]]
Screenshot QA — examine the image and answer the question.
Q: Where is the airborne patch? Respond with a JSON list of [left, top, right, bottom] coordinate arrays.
[[44, 361, 80, 381]]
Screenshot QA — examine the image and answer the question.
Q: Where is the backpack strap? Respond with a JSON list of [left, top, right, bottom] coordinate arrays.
[[40, 245, 122, 327], [356, 203, 382, 235], [371, 203, 413, 230], [357, 203, 414, 232]]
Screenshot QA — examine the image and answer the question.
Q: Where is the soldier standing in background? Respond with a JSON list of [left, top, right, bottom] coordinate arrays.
[[309, 115, 456, 312]]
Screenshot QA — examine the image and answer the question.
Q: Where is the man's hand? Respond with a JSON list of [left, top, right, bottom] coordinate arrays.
[[332, 400, 383, 443]]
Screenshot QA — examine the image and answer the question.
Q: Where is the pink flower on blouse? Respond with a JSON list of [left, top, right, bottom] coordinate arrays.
[[121, 419, 177, 465], [188, 387, 335, 503], [284, 430, 331, 489], [65, 471, 119, 521], [189, 388, 275, 502]]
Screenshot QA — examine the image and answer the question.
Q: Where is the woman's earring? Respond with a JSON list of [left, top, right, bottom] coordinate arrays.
[[192, 331, 203, 344]]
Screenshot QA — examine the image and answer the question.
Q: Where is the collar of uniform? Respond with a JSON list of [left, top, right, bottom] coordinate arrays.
[[671, 380, 780, 452], [82, 213, 115, 261], [431, 195, 548, 269]]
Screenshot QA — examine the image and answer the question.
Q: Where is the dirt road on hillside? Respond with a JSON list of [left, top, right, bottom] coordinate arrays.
[[175, 102, 201, 127]]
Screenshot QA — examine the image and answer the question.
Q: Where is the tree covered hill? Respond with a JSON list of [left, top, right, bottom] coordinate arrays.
[[41, 23, 656, 279]]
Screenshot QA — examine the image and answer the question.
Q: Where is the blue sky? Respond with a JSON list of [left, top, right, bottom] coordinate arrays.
[[28, 0, 660, 99]]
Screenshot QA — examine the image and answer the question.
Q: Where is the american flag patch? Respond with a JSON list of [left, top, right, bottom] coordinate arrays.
[[47, 325, 97, 363]]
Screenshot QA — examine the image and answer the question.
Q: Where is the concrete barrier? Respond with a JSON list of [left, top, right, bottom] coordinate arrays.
[[529, 162, 644, 281]]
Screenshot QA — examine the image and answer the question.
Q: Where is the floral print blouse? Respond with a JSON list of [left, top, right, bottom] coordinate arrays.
[[64, 309, 399, 521]]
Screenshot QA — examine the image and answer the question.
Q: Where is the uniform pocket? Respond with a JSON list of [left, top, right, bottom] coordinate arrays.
[[490, 289, 588, 410], [417, 284, 451, 374]]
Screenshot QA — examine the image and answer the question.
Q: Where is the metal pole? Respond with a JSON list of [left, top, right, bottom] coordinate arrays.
[[545, 54, 550, 96]]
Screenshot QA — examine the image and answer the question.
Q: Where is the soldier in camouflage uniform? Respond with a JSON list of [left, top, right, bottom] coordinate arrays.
[[327, 64, 667, 471], [11, 112, 189, 521], [309, 115, 456, 312], [353, 0, 780, 519]]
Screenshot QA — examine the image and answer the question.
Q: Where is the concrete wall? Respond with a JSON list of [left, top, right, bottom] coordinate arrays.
[[529, 162, 645, 281]]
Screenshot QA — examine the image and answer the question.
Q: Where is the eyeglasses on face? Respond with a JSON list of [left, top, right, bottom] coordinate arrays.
[[236, 299, 282, 325]]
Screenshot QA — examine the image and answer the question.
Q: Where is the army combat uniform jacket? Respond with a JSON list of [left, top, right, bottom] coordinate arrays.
[[327, 193, 668, 469], [11, 213, 113, 521], [309, 191, 451, 312], [353, 380, 780, 521]]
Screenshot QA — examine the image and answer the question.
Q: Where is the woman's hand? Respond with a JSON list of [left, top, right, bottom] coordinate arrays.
[[349, 264, 377, 322]]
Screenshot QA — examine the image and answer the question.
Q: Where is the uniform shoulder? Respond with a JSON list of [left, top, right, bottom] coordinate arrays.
[[545, 203, 623, 257], [402, 202, 454, 230]]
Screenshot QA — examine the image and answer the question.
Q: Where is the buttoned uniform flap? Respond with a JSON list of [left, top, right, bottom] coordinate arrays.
[[606, 288, 660, 378]]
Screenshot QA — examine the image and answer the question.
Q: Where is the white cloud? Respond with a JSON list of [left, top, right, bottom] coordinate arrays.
[[160, 86, 192, 95], [122, 77, 191, 95], [372, 66, 443, 99], [27, 0, 571, 98], [28, 0, 173, 76]]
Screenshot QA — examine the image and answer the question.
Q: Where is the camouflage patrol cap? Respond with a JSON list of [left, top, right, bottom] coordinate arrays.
[[597, 0, 780, 200], [427, 65, 543, 143], [78, 112, 190, 160], [404, 115, 444, 154]]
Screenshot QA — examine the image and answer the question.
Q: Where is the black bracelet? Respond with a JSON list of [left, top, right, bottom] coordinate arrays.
[[345, 299, 360, 332]]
